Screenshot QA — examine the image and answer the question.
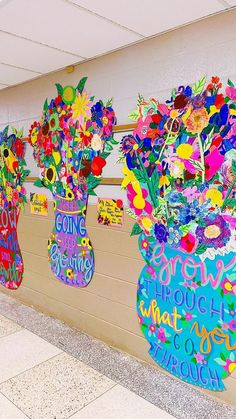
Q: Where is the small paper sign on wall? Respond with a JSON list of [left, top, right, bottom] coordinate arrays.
[[30, 193, 48, 216], [97, 198, 123, 226]]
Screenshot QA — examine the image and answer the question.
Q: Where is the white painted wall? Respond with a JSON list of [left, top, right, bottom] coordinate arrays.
[[0, 9, 236, 203]]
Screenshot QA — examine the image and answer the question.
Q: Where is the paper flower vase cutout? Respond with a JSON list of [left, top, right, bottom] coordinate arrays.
[[120, 76, 236, 391], [29, 77, 117, 287], [0, 127, 30, 289]]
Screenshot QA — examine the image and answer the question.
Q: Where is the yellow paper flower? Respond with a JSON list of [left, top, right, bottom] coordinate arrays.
[[205, 189, 223, 206], [6, 186, 12, 201], [66, 269, 74, 279], [176, 144, 194, 159], [71, 92, 91, 120], [186, 107, 209, 134], [170, 160, 185, 178], [121, 165, 137, 188]]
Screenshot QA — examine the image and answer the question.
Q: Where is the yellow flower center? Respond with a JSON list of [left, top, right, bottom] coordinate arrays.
[[224, 282, 233, 292], [204, 225, 221, 239], [133, 195, 145, 210], [176, 144, 193, 159], [102, 116, 108, 126], [133, 144, 139, 151]]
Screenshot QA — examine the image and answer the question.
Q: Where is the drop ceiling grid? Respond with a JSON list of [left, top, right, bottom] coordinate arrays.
[[0, 0, 234, 88]]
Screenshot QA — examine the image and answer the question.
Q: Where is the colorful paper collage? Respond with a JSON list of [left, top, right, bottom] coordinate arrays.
[[30, 193, 48, 216], [97, 198, 124, 226], [29, 77, 117, 287], [120, 76, 236, 391], [0, 127, 29, 289]]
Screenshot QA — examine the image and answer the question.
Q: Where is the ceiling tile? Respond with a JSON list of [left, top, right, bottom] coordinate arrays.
[[0, 32, 83, 73], [0, 0, 141, 58], [0, 63, 40, 85], [70, 0, 224, 36], [225, 0, 236, 5]]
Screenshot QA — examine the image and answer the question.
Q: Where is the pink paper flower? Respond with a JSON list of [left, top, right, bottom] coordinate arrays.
[[157, 327, 166, 343], [205, 148, 224, 181], [226, 85, 236, 100], [194, 352, 205, 364], [185, 312, 193, 321], [183, 186, 199, 203]]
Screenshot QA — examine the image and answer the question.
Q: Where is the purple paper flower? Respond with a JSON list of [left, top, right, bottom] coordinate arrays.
[[154, 223, 169, 243], [196, 214, 231, 248]]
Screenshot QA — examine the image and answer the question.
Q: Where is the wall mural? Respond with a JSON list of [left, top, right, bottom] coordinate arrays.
[[0, 127, 29, 289], [120, 76, 236, 391], [29, 77, 117, 287]]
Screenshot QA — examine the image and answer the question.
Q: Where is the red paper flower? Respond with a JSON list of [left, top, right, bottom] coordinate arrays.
[[91, 156, 106, 176]]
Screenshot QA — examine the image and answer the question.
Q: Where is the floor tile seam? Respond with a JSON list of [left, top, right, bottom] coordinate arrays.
[[0, 306, 147, 372], [0, 352, 63, 387], [0, 310, 135, 387], [0, 389, 31, 419], [66, 383, 119, 419]]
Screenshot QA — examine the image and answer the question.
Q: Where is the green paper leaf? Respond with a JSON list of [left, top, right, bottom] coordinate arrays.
[[104, 142, 113, 152], [221, 370, 229, 379], [133, 169, 146, 183], [228, 79, 235, 87], [192, 75, 207, 95], [220, 352, 226, 361], [34, 178, 44, 188], [137, 93, 144, 106], [128, 109, 140, 121], [179, 224, 191, 235], [203, 128, 214, 153], [2, 125, 9, 139], [224, 198, 236, 207], [195, 244, 207, 255], [106, 98, 113, 107], [131, 222, 142, 236], [165, 135, 178, 145], [100, 152, 110, 160], [214, 358, 226, 366], [88, 189, 97, 196], [77, 76, 88, 94], [189, 159, 204, 171], [43, 99, 48, 113], [55, 83, 63, 96], [232, 159, 236, 175]]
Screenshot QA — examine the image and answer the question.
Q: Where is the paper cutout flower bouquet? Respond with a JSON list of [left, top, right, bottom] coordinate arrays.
[[120, 76, 236, 390], [0, 127, 29, 289], [29, 77, 117, 287]]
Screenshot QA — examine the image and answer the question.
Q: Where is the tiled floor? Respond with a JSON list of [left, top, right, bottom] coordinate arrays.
[[0, 293, 235, 419]]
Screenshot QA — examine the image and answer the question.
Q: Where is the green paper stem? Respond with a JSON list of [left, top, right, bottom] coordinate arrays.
[[197, 134, 205, 183], [222, 176, 236, 210], [137, 154, 159, 209], [158, 118, 176, 161]]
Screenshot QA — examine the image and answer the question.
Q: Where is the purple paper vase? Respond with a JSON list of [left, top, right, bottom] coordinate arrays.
[[48, 192, 94, 287]]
